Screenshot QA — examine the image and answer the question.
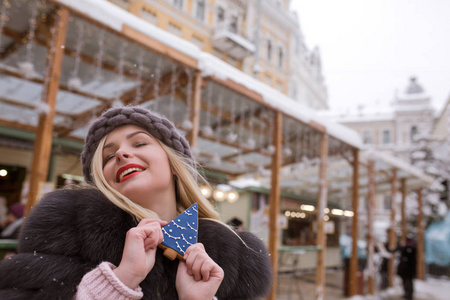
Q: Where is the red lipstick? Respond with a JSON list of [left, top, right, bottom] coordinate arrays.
[[116, 163, 145, 183]]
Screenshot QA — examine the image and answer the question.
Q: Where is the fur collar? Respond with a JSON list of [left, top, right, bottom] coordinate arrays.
[[0, 188, 272, 299]]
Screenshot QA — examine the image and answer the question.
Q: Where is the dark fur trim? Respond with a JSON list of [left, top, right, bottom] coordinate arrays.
[[0, 188, 272, 299]]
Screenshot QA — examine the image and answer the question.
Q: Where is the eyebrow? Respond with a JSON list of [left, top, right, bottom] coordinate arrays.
[[103, 131, 151, 151]]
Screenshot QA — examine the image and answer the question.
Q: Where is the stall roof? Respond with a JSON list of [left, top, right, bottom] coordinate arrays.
[[361, 150, 435, 186], [55, 0, 363, 150]]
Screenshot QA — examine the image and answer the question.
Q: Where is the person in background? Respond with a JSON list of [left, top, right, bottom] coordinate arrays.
[[375, 239, 391, 291], [0, 106, 272, 299], [226, 217, 244, 232], [0, 203, 25, 239], [397, 235, 417, 300], [0, 196, 7, 225]]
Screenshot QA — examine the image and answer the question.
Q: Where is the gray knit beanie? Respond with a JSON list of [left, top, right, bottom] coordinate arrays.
[[81, 106, 194, 183]]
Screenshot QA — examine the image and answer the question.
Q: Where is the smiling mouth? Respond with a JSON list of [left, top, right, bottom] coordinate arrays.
[[116, 164, 146, 183]]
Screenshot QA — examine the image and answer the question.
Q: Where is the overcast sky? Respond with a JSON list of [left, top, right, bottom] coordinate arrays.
[[290, 0, 450, 113]]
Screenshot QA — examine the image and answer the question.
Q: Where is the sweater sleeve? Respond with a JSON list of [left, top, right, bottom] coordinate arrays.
[[75, 262, 143, 300]]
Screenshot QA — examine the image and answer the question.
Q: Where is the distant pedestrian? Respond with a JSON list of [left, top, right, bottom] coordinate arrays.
[[226, 217, 244, 232], [397, 236, 417, 300], [376, 240, 391, 290], [0, 203, 25, 239]]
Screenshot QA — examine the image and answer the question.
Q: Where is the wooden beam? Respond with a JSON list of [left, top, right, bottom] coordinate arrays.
[[26, 7, 69, 215], [308, 120, 326, 133], [186, 72, 202, 148], [315, 133, 328, 300], [205, 75, 266, 107], [349, 148, 359, 297], [0, 119, 36, 132], [400, 178, 407, 246], [416, 188, 425, 280], [388, 169, 398, 287], [267, 111, 282, 300], [0, 27, 29, 60], [122, 25, 197, 69], [367, 159, 376, 295]]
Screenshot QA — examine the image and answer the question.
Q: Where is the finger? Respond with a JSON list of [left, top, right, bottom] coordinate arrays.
[[185, 247, 202, 277], [200, 259, 216, 281], [128, 224, 163, 250], [184, 242, 205, 259], [144, 226, 164, 249], [138, 218, 167, 228], [210, 264, 224, 282], [190, 251, 210, 281]]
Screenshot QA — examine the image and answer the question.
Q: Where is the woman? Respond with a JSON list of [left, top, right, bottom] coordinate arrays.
[[0, 106, 272, 299]]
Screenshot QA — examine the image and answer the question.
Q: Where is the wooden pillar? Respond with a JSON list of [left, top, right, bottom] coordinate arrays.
[[417, 188, 425, 280], [186, 71, 202, 149], [267, 111, 282, 300], [367, 159, 376, 295], [349, 148, 359, 296], [26, 7, 69, 215], [388, 169, 398, 287], [315, 133, 329, 300], [400, 178, 407, 246]]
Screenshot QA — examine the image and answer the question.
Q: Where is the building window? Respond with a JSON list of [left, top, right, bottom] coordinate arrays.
[[291, 84, 297, 101], [195, 0, 205, 21], [382, 130, 390, 144], [363, 130, 372, 144], [141, 7, 158, 24], [295, 36, 300, 54], [278, 48, 284, 68], [267, 40, 272, 61], [383, 195, 391, 210], [217, 6, 225, 23], [168, 22, 182, 36], [410, 126, 418, 142], [173, 0, 183, 9], [229, 15, 238, 33]]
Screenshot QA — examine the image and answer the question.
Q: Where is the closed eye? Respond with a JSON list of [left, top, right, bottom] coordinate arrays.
[[134, 141, 148, 147], [103, 153, 115, 166]]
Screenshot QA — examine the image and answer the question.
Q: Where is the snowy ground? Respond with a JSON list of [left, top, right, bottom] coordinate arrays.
[[277, 270, 450, 300], [350, 277, 450, 300]]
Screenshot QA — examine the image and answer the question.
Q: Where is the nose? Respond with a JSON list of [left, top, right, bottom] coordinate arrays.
[[115, 149, 133, 163]]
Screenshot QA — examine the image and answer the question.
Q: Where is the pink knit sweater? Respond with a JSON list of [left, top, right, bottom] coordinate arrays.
[[75, 262, 143, 300]]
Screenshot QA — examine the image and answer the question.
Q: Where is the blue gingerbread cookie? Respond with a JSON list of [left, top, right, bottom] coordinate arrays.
[[160, 203, 198, 260]]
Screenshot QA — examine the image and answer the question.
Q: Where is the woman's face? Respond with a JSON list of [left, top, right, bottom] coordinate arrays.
[[102, 125, 175, 209]]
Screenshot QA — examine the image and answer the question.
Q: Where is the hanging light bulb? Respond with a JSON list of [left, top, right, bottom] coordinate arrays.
[[266, 145, 275, 155], [202, 126, 213, 137], [200, 185, 212, 198], [246, 138, 256, 149], [226, 132, 238, 143], [182, 119, 193, 130], [213, 189, 226, 202], [35, 102, 50, 115], [283, 147, 292, 157], [18, 61, 36, 79], [227, 190, 239, 203], [68, 76, 82, 90]]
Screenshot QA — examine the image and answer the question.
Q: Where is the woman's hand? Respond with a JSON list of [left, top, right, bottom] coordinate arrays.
[[113, 219, 167, 289], [176, 243, 224, 300]]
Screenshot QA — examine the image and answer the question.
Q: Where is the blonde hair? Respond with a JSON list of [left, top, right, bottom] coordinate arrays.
[[90, 135, 220, 221]]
